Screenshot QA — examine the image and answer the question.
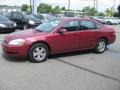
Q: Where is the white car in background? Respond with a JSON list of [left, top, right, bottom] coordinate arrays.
[[103, 17, 117, 25], [114, 17, 120, 24], [39, 14, 56, 22]]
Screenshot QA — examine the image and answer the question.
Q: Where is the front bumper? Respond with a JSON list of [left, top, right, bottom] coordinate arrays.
[[2, 42, 29, 58], [0, 27, 16, 33]]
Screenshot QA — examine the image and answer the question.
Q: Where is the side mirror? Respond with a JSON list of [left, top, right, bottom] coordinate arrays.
[[58, 28, 67, 34]]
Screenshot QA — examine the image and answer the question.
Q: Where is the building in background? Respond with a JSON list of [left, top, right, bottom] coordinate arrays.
[[0, 5, 21, 14]]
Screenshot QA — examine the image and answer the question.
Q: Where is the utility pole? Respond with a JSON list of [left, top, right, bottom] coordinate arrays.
[[68, 0, 70, 10], [113, 0, 115, 12], [32, 0, 34, 14], [30, 0, 32, 13], [94, 0, 96, 9], [96, 0, 98, 11]]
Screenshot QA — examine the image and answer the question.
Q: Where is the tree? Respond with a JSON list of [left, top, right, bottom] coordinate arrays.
[[117, 5, 120, 13], [105, 7, 114, 16], [117, 5, 120, 16], [21, 4, 29, 12], [37, 3, 52, 13], [98, 12, 105, 16], [61, 7, 66, 11], [51, 6, 60, 14], [81, 6, 98, 16]]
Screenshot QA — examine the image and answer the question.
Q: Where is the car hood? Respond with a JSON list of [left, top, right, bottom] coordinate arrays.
[[5, 29, 47, 41], [0, 20, 14, 25]]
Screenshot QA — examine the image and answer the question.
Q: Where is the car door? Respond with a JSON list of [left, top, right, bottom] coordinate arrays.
[[50, 20, 80, 53], [78, 20, 101, 50]]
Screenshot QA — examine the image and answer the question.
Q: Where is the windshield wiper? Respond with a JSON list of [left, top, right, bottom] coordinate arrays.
[[34, 28, 43, 32]]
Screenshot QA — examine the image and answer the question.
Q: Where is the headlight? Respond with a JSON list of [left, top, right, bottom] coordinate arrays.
[[13, 23, 17, 27], [29, 20, 35, 25], [0, 24, 7, 28], [8, 39, 25, 45]]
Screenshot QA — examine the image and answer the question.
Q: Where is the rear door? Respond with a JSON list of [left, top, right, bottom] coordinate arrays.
[[78, 20, 101, 50]]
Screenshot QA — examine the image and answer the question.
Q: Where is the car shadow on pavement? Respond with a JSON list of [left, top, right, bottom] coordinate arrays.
[[2, 50, 93, 63], [2, 53, 27, 62], [48, 50, 93, 59]]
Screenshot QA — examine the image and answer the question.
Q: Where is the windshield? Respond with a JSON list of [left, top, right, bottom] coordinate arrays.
[[44, 14, 56, 20], [35, 19, 61, 33], [25, 14, 36, 19], [0, 14, 9, 21]]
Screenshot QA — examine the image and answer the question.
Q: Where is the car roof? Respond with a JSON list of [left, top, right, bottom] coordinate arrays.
[[58, 17, 93, 21]]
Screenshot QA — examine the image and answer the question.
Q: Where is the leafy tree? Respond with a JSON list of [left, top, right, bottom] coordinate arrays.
[[98, 12, 105, 16], [61, 7, 66, 11], [21, 4, 29, 12], [51, 6, 60, 14], [114, 12, 119, 17], [117, 5, 120, 13], [105, 7, 114, 16], [117, 4, 120, 16], [81, 6, 98, 16], [37, 3, 52, 13]]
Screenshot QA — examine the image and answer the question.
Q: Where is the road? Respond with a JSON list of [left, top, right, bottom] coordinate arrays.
[[0, 25, 120, 90]]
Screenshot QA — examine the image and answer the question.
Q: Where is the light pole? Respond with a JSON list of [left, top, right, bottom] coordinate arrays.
[[94, 0, 96, 9], [113, 0, 115, 12], [30, 0, 32, 13], [68, 0, 70, 10]]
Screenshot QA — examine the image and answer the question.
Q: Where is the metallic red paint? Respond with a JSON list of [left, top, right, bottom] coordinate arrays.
[[2, 18, 116, 58]]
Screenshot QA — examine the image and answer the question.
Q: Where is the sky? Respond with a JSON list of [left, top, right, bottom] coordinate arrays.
[[0, 0, 120, 12]]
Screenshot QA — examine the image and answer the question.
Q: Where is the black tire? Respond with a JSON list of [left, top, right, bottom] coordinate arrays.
[[28, 43, 49, 63], [94, 39, 107, 54], [0, 29, 3, 33], [23, 24, 28, 30], [107, 21, 112, 25]]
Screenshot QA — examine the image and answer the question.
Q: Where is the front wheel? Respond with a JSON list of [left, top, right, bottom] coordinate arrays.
[[28, 43, 49, 63], [23, 24, 28, 30], [94, 39, 107, 54]]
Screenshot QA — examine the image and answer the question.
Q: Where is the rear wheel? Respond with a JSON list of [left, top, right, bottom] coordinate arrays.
[[28, 43, 49, 63], [95, 39, 107, 54]]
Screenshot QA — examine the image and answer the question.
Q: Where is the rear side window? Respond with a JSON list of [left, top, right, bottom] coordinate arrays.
[[80, 20, 96, 30], [95, 23, 102, 29]]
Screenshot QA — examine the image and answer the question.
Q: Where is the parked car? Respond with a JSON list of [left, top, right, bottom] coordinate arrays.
[[35, 14, 56, 22], [0, 14, 17, 33], [6, 12, 42, 29], [2, 17, 116, 63], [103, 17, 118, 25], [114, 17, 120, 24]]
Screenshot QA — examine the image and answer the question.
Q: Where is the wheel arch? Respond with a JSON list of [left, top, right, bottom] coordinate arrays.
[[97, 37, 108, 45], [28, 41, 51, 56]]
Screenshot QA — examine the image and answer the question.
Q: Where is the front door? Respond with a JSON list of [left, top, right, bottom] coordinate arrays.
[[50, 20, 80, 53]]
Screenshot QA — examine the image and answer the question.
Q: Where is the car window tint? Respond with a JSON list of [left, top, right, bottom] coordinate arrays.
[[96, 23, 101, 29], [63, 21, 79, 31], [80, 20, 96, 30], [12, 13, 22, 19]]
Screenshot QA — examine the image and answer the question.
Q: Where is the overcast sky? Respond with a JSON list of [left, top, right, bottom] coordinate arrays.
[[0, 0, 120, 12]]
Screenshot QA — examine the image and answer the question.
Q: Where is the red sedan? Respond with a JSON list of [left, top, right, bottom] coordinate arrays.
[[2, 18, 116, 63]]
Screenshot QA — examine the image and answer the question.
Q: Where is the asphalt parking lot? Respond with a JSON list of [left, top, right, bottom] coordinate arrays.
[[0, 25, 120, 90]]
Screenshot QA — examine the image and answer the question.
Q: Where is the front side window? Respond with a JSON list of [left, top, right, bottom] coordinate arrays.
[[80, 20, 96, 30], [35, 19, 61, 32], [63, 21, 79, 31]]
